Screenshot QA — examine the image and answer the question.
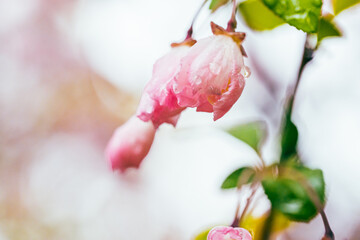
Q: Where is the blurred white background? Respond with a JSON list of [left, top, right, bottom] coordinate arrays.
[[0, 0, 359, 239]]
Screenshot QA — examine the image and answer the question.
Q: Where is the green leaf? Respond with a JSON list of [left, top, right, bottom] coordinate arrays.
[[317, 15, 342, 44], [209, 0, 229, 12], [262, 164, 325, 222], [227, 121, 267, 153], [221, 167, 256, 189], [333, 0, 360, 15], [239, 0, 285, 31], [262, 178, 317, 221], [280, 107, 298, 162], [291, 164, 326, 203], [193, 228, 211, 240], [261, 0, 322, 33]]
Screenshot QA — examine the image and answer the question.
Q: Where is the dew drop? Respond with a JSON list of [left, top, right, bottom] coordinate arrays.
[[243, 66, 251, 78], [209, 62, 222, 75], [194, 75, 202, 85], [173, 83, 180, 94]]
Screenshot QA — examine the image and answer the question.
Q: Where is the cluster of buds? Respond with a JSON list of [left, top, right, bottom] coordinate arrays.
[[106, 21, 249, 172]]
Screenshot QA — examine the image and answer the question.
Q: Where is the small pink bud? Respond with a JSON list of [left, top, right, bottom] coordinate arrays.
[[105, 116, 156, 172], [207, 226, 252, 240]]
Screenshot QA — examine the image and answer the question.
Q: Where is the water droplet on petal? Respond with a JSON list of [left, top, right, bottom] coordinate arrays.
[[194, 75, 202, 85], [243, 66, 251, 78], [145, 104, 154, 114], [209, 62, 222, 75], [173, 82, 180, 94]]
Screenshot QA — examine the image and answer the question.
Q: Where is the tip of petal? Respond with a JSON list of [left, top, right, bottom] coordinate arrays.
[[212, 77, 245, 121]]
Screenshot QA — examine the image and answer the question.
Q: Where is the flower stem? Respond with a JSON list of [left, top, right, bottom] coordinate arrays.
[[226, 0, 237, 32], [260, 209, 275, 240], [320, 210, 335, 240], [185, 0, 208, 40], [230, 182, 259, 228], [287, 34, 314, 111], [285, 34, 335, 239], [230, 197, 241, 227], [238, 183, 259, 226]]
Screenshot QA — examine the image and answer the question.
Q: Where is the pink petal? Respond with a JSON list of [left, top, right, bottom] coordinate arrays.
[[213, 74, 245, 121], [136, 46, 190, 128], [174, 34, 246, 120], [105, 116, 156, 172], [207, 226, 252, 240], [196, 101, 214, 113]]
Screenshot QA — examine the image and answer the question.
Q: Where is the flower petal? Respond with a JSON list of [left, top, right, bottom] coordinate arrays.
[[105, 116, 156, 172], [213, 74, 245, 121], [207, 226, 252, 240], [174, 34, 246, 121], [136, 46, 190, 128]]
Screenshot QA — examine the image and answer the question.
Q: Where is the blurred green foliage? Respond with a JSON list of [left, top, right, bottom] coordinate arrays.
[[262, 164, 325, 222], [209, 0, 230, 12], [317, 16, 342, 44], [280, 106, 299, 163], [227, 121, 267, 154], [221, 167, 256, 189], [333, 0, 360, 15], [193, 228, 211, 240], [261, 0, 322, 33], [239, 0, 284, 31]]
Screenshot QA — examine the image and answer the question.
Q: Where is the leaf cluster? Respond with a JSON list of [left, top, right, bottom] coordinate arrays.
[[222, 114, 325, 223], [209, 0, 360, 46], [206, 0, 359, 233]]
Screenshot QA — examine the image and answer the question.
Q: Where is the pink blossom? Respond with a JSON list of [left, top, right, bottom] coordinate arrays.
[[107, 23, 249, 172], [207, 226, 252, 240], [136, 43, 193, 128], [137, 22, 248, 128], [105, 116, 156, 172], [174, 22, 248, 121]]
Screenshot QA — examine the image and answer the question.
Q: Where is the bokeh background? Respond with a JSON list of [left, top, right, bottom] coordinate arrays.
[[0, 0, 360, 239]]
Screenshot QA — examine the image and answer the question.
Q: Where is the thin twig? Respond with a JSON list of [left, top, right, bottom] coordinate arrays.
[[231, 196, 242, 227], [287, 34, 314, 111], [320, 210, 335, 240], [257, 151, 266, 169], [238, 183, 259, 226], [185, 0, 208, 40], [282, 34, 334, 239]]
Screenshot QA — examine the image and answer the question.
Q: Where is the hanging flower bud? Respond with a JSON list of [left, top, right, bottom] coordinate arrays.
[[106, 22, 250, 172], [174, 22, 249, 121], [207, 226, 252, 240], [105, 116, 156, 172], [137, 39, 196, 128]]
